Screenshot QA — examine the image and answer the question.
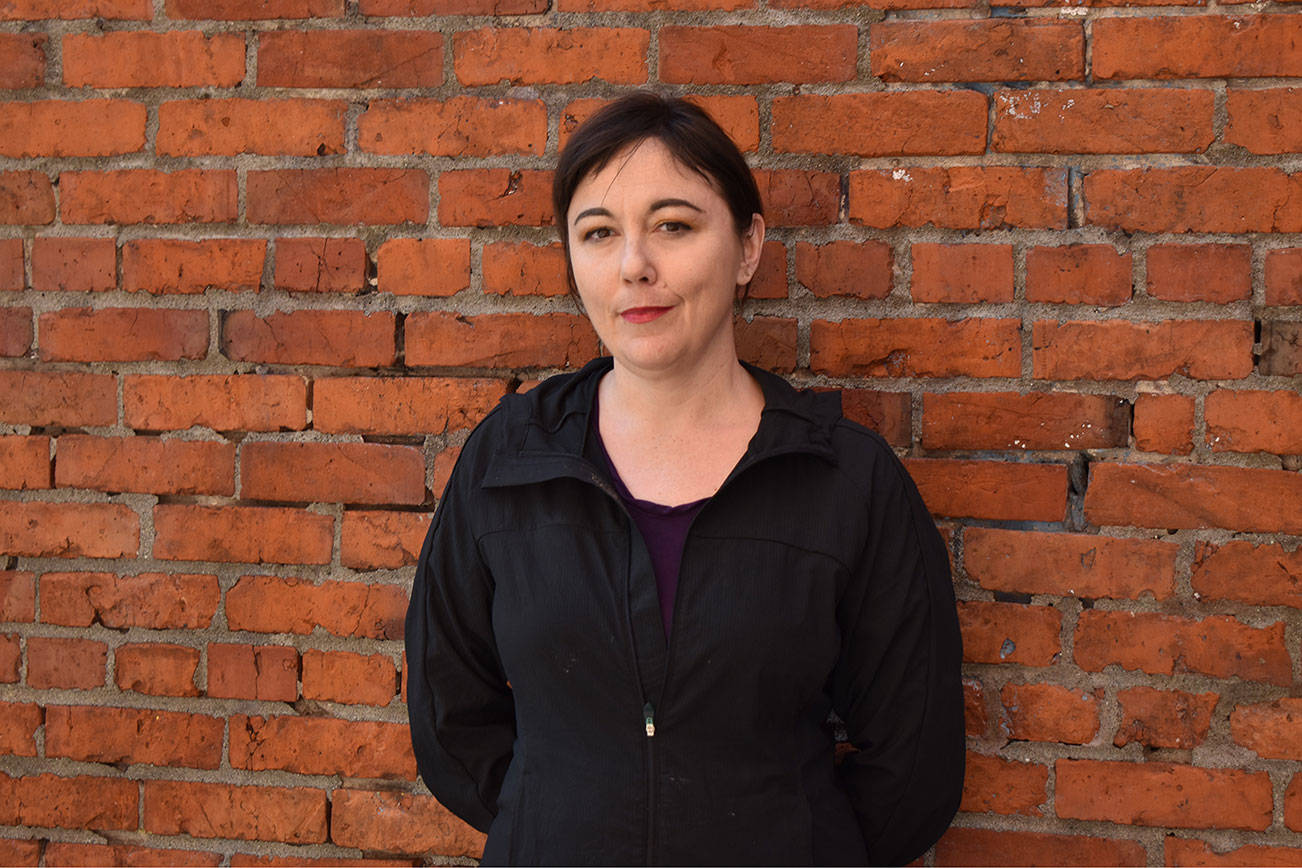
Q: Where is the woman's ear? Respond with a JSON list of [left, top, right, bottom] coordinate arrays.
[[735, 213, 766, 287]]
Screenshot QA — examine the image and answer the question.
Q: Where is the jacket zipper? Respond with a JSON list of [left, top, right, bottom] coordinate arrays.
[[644, 700, 657, 864]]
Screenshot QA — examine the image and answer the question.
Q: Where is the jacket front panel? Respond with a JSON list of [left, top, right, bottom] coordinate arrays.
[[406, 357, 964, 866]]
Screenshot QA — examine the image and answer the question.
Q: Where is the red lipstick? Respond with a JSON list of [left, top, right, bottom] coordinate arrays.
[[620, 306, 672, 324]]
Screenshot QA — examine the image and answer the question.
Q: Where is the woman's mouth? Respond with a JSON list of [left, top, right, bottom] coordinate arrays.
[[620, 306, 673, 324]]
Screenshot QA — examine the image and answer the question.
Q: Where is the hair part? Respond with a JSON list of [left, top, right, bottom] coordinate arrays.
[[552, 91, 764, 301]]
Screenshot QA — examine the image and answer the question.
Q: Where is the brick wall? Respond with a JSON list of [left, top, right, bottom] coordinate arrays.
[[0, 0, 1299, 865]]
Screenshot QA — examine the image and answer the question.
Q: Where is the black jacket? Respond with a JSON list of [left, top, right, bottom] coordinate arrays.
[[406, 357, 964, 866]]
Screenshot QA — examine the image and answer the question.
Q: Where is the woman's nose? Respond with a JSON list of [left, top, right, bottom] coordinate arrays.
[[619, 235, 655, 284]]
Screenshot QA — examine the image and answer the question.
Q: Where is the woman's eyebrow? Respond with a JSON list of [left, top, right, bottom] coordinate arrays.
[[573, 206, 612, 224], [572, 198, 703, 225]]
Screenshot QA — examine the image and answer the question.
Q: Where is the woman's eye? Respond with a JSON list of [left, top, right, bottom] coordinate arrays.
[[582, 226, 612, 241], [659, 221, 690, 234]]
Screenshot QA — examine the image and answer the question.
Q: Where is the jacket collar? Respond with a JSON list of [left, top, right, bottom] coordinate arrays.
[[482, 356, 841, 490]]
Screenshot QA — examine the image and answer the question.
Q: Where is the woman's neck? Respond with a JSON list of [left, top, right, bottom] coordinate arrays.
[[598, 348, 763, 436]]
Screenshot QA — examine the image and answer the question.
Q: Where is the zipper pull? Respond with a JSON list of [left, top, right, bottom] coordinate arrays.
[[643, 701, 656, 738]]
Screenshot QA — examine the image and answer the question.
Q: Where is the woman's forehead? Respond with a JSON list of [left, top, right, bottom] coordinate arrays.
[[571, 140, 722, 214]]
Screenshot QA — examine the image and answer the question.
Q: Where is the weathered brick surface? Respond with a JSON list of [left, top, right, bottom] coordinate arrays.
[[229, 714, 414, 778], [1025, 244, 1132, 305], [122, 239, 265, 294], [1000, 683, 1100, 745], [1032, 320, 1253, 381], [936, 828, 1146, 867], [811, 318, 1020, 378], [961, 752, 1048, 815], [225, 575, 406, 639], [957, 601, 1062, 667], [258, 30, 442, 88], [273, 237, 366, 294], [46, 705, 220, 768], [1056, 760, 1272, 830], [341, 510, 433, 568], [314, 376, 504, 435], [61, 170, 238, 225], [221, 310, 396, 367], [56, 435, 233, 496], [143, 781, 327, 843], [454, 28, 647, 85], [0, 773, 137, 830], [993, 88, 1213, 154], [114, 643, 202, 697], [40, 308, 208, 363], [0, 502, 139, 558], [964, 528, 1176, 600], [375, 238, 471, 296], [207, 644, 298, 701], [26, 637, 106, 689], [154, 505, 332, 565], [40, 571, 218, 629], [406, 312, 599, 369], [158, 99, 345, 157], [63, 31, 245, 87], [923, 392, 1127, 451], [849, 167, 1067, 230], [772, 92, 985, 156], [906, 458, 1067, 522], [125, 374, 306, 432], [331, 789, 486, 857], [1114, 687, 1217, 750], [871, 20, 1084, 82], [0, 100, 146, 158], [241, 441, 425, 505]]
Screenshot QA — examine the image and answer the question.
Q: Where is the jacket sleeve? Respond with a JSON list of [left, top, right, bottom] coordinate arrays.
[[405, 445, 515, 834], [831, 441, 965, 865]]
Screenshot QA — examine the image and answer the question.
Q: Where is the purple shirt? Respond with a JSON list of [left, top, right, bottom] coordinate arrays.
[[591, 408, 708, 636]]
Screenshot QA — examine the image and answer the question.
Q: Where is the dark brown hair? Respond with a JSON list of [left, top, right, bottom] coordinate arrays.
[[552, 91, 764, 298]]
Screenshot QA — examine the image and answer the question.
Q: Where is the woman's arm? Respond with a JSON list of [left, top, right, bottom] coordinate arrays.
[[831, 440, 965, 865], [405, 454, 515, 834]]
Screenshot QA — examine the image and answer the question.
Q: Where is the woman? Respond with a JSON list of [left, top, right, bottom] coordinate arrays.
[[406, 92, 964, 866]]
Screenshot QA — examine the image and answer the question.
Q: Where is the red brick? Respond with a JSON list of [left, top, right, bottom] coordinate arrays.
[[0, 238, 21, 291], [432, 446, 460, 497], [159, 98, 345, 157], [993, 88, 1213, 154], [872, 20, 1082, 82], [44, 842, 221, 867], [376, 238, 471, 296], [733, 316, 796, 374], [115, 643, 201, 697], [1057, 759, 1271, 830], [0, 0, 149, 17], [0, 837, 37, 865], [454, 28, 645, 86], [747, 240, 787, 301], [62, 169, 237, 225], [923, 392, 1127, 452], [0, 99, 145, 158], [331, 789, 486, 858], [26, 636, 105, 689], [1134, 393, 1195, 454], [314, 376, 505, 435], [1025, 244, 1132, 305], [258, 30, 441, 87], [123, 238, 265, 294], [63, 31, 244, 87], [0, 702, 40, 756], [341, 510, 432, 569], [1000, 682, 1099, 744], [1075, 610, 1290, 684], [0, 436, 48, 489], [1094, 15, 1302, 79], [481, 242, 565, 297], [230, 714, 414, 778], [1085, 462, 1302, 535], [1206, 390, 1302, 454], [795, 241, 892, 300], [247, 169, 427, 225], [1165, 837, 1302, 867], [31, 238, 116, 293], [1193, 540, 1302, 609], [1032, 320, 1252, 380], [957, 600, 1061, 666], [0, 773, 137, 830], [849, 167, 1066, 230], [438, 169, 553, 227], [1262, 321, 1302, 376], [40, 307, 207, 362], [773, 92, 985, 156], [962, 677, 987, 737], [1266, 248, 1302, 306], [0, 34, 46, 88], [274, 237, 365, 294], [242, 441, 424, 505], [661, 25, 854, 84], [964, 528, 1175, 600], [936, 827, 1146, 867], [0, 172, 56, 224], [406, 312, 598, 369], [222, 310, 395, 367], [225, 575, 405, 639], [907, 459, 1066, 522], [40, 571, 218, 629], [168, 0, 343, 15], [1227, 88, 1302, 155], [301, 649, 398, 706], [143, 781, 327, 844], [362, 0, 543, 11], [752, 170, 840, 227], [0, 372, 115, 429], [0, 502, 138, 558], [0, 307, 29, 357], [1084, 167, 1302, 233], [57, 435, 233, 496], [562, 0, 747, 9], [0, 635, 16, 682], [811, 318, 1020, 378], [1147, 244, 1251, 302], [360, 97, 545, 156], [207, 643, 298, 701], [560, 95, 759, 152], [961, 752, 1047, 816], [0, 571, 35, 622], [155, 505, 333, 565], [910, 243, 1013, 303], [125, 374, 306, 432], [1230, 698, 1302, 759], [1114, 686, 1217, 749], [48, 704, 218, 766]]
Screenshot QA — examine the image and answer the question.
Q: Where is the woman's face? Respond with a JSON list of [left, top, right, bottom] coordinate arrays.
[[566, 138, 764, 379]]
